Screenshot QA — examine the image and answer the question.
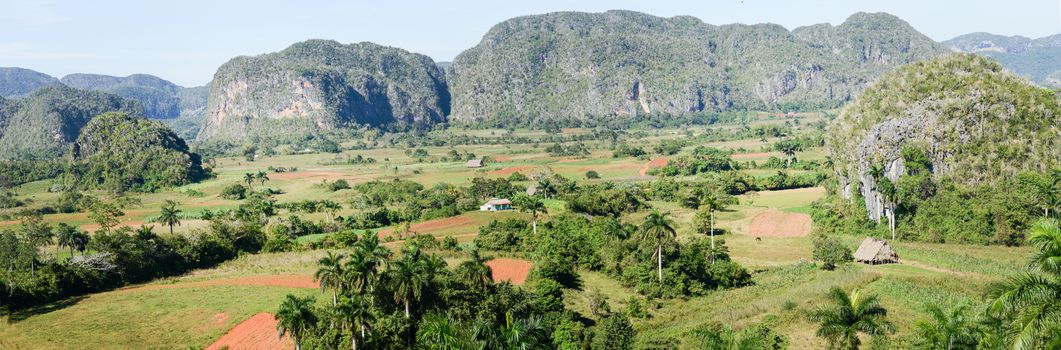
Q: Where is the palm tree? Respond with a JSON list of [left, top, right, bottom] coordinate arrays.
[[357, 233, 392, 282], [334, 295, 374, 350], [640, 210, 677, 283], [515, 194, 546, 235], [314, 251, 345, 306], [536, 178, 556, 199], [256, 171, 270, 187], [155, 200, 182, 235], [457, 247, 493, 289], [987, 218, 1061, 349], [320, 200, 342, 222], [808, 287, 894, 350], [390, 254, 430, 318], [70, 230, 90, 257], [500, 312, 549, 350], [55, 223, 79, 258], [699, 194, 725, 252], [243, 172, 256, 189], [913, 301, 979, 350], [276, 294, 318, 350], [417, 312, 470, 350]]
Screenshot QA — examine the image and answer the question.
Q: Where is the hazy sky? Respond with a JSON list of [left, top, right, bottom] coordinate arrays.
[[2, 0, 1058, 86]]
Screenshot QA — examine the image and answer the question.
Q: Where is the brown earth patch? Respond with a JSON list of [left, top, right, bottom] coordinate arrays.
[[493, 156, 511, 162], [486, 258, 533, 285], [377, 216, 475, 238], [748, 210, 812, 238], [206, 312, 294, 350], [489, 166, 532, 176], [638, 158, 669, 176], [118, 274, 317, 294]]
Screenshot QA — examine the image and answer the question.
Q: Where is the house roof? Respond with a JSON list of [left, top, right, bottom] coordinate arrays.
[[853, 237, 898, 262], [466, 159, 484, 167], [485, 198, 511, 206]]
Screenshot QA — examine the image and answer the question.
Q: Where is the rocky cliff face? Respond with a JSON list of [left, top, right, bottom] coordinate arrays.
[[448, 10, 947, 122], [828, 54, 1061, 222], [945, 33, 1061, 88], [197, 40, 450, 142]]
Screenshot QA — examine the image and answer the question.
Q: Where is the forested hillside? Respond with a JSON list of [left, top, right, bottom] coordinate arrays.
[[945, 32, 1061, 87], [61, 73, 207, 120], [0, 85, 144, 160], [821, 54, 1061, 244], [197, 39, 450, 143], [448, 10, 946, 124], [70, 112, 207, 191]]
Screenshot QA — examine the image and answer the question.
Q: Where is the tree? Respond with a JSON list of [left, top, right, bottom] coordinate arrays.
[[592, 314, 635, 350], [773, 138, 803, 160], [808, 287, 894, 350], [640, 210, 677, 283], [536, 178, 557, 199], [320, 200, 342, 222], [256, 171, 270, 187], [695, 194, 726, 254], [813, 236, 853, 270], [877, 177, 898, 240], [55, 223, 80, 258], [514, 194, 546, 235], [987, 218, 1061, 349], [693, 323, 788, 350], [244, 172, 256, 189], [89, 202, 123, 234], [417, 312, 470, 350], [276, 294, 318, 350], [155, 200, 182, 235], [913, 301, 979, 350], [315, 251, 345, 306], [457, 247, 493, 289], [18, 215, 51, 276], [334, 295, 374, 350], [390, 251, 430, 318]]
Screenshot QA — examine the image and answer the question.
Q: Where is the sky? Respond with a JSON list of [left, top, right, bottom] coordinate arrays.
[[1, 0, 1059, 87]]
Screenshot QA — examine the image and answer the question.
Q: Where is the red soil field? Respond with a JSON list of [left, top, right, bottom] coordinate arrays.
[[486, 258, 533, 285], [748, 210, 812, 238], [118, 274, 317, 294], [638, 158, 668, 176], [377, 216, 474, 237], [206, 313, 294, 350]]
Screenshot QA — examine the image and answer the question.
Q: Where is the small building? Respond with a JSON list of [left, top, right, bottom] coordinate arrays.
[[853, 237, 900, 264], [466, 159, 485, 168], [480, 198, 512, 212]]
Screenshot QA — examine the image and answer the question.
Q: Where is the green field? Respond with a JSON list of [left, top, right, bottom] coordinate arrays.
[[0, 121, 1034, 349]]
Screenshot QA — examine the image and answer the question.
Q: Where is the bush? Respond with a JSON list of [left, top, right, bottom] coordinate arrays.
[[592, 314, 635, 350], [220, 184, 247, 200], [585, 170, 600, 179], [812, 235, 853, 270], [328, 179, 350, 192]]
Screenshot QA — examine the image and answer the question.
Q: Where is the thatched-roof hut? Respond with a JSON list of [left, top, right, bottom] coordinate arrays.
[[853, 237, 899, 264]]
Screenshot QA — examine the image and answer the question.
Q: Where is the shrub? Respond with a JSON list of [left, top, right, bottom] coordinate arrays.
[[328, 179, 350, 192], [812, 235, 853, 270], [592, 314, 635, 350], [220, 184, 247, 200], [585, 170, 600, 179]]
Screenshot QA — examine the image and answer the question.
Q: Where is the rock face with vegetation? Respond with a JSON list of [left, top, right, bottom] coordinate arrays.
[[197, 39, 450, 142], [71, 112, 206, 191], [0, 67, 61, 98], [61, 73, 207, 120], [0, 85, 144, 160], [448, 10, 946, 122], [827, 54, 1061, 222], [945, 33, 1061, 88]]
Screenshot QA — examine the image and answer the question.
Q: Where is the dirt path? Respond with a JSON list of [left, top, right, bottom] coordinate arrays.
[[486, 258, 533, 285], [638, 159, 668, 176], [206, 313, 294, 350]]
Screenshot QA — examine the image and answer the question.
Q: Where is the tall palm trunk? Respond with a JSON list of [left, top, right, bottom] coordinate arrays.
[[352, 334, 357, 350], [405, 299, 410, 318], [532, 217, 537, 235], [710, 210, 715, 251], [295, 337, 301, 350], [657, 245, 663, 282], [332, 290, 337, 306], [169, 224, 174, 235]]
